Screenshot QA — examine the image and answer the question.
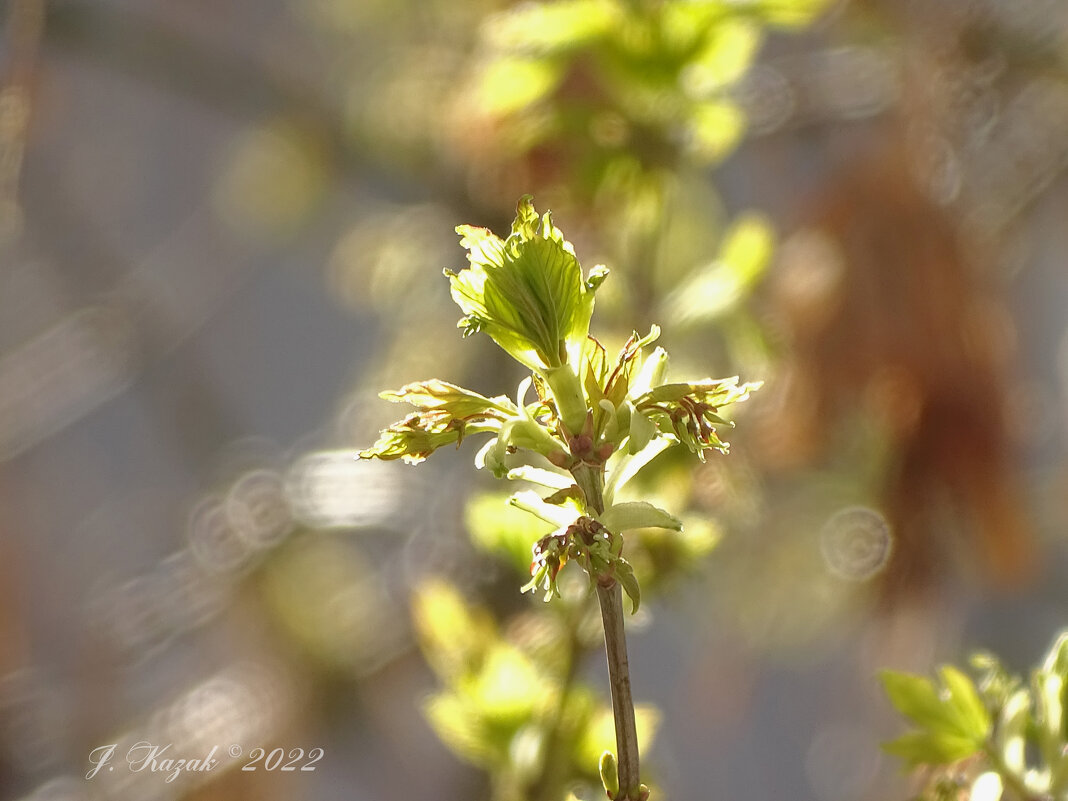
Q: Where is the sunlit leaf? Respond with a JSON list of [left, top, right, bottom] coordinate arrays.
[[881, 671, 958, 732], [740, 0, 833, 28], [425, 693, 500, 767], [882, 731, 983, 768], [357, 418, 467, 464], [477, 57, 564, 116], [1043, 632, 1068, 676], [629, 346, 669, 399], [506, 465, 575, 490], [996, 689, 1030, 776], [466, 644, 541, 723], [604, 435, 673, 504], [467, 491, 556, 575], [361, 380, 516, 463], [510, 489, 582, 528], [413, 580, 495, 677], [688, 100, 746, 163], [379, 379, 517, 419], [681, 18, 762, 97], [1036, 672, 1064, 764], [883, 666, 993, 770], [634, 377, 760, 460], [661, 214, 774, 325], [448, 196, 602, 376], [484, 0, 619, 54], [601, 501, 682, 533], [940, 665, 992, 742]]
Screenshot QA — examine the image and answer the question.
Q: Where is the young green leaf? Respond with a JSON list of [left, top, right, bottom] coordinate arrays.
[[379, 379, 518, 418], [996, 688, 1030, 776], [882, 731, 983, 768], [360, 380, 516, 463], [509, 490, 581, 528], [600, 501, 683, 534], [633, 377, 760, 460], [1036, 672, 1064, 767], [447, 195, 602, 376], [939, 665, 992, 742], [880, 670, 958, 733]]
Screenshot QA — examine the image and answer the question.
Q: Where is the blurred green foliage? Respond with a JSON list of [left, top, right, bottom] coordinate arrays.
[[414, 580, 660, 801], [382, 1, 832, 799], [883, 633, 1068, 801], [470, 0, 827, 191]]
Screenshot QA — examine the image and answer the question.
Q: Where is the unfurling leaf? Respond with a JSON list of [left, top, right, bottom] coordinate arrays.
[[360, 380, 516, 463], [880, 666, 992, 769], [447, 195, 604, 375], [633, 377, 760, 460], [379, 379, 517, 419]]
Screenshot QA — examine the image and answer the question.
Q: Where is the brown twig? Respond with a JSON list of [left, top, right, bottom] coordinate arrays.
[[596, 580, 642, 800], [572, 461, 643, 800]]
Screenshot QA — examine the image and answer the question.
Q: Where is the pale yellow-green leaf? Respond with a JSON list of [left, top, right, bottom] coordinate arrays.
[[939, 664, 992, 741], [601, 501, 682, 533], [510, 489, 582, 528], [661, 214, 774, 326], [467, 491, 555, 575], [681, 19, 763, 98], [688, 100, 746, 164], [412, 580, 495, 677], [424, 692, 500, 768], [506, 465, 574, 490], [465, 644, 540, 723], [448, 197, 599, 378], [484, 0, 619, 54], [997, 688, 1031, 776], [1037, 672, 1065, 764], [476, 58, 563, 116]]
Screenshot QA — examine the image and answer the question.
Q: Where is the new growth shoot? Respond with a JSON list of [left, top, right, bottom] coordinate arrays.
[[360, 195, 760, 800]]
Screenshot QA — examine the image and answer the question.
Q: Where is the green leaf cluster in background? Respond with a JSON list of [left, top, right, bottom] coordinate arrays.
[[882, 632, 1068, 801], [473, 0, 831, 186], [348, 1, 827, 798], [413, 580, 659, 801], [881, 666, 991, 766]]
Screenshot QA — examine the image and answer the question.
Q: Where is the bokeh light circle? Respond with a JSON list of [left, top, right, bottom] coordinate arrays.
[[819, 506, 893, 581]]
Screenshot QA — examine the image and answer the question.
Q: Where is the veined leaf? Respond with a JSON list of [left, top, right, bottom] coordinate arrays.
[[379, 379, 517, 418], [448, 196, 603, 375], [509, 489, 581, 528], [881, 671, 959, 733], [601, 501, 682, 533], [882, 731, 983, 768], [940, 665, 992, 742]]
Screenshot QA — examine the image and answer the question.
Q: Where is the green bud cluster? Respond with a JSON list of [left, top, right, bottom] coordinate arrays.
[[361, 196, 759, 611]]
